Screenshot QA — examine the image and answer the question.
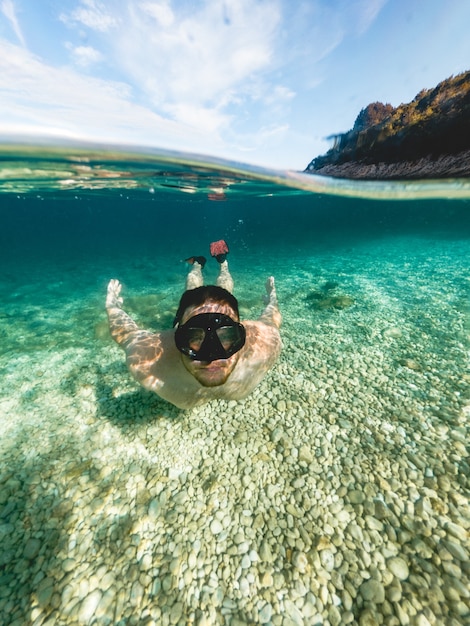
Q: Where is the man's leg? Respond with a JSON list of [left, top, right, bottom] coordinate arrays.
[[186, 260, 204, 290], [216, 260, 234, 294], [210, 240, 234, 293]]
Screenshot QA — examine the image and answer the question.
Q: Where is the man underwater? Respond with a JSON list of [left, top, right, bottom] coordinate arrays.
[[106, 241, 282, 409]]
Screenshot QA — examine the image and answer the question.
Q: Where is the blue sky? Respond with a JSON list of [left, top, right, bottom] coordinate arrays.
[[0, 0, 469, 170]]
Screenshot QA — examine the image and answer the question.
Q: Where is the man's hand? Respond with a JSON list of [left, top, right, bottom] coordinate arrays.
[[106, 279, 124, 309], [264, 276, 277, 305]]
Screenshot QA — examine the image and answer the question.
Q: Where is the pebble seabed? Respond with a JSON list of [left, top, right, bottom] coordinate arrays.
[[0, 237, 469, 626]]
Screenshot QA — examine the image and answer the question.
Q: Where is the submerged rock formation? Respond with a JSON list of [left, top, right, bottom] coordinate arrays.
[[305, 70, 470, 179]]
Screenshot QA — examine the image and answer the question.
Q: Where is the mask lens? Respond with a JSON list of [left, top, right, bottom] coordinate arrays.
[[216, 325, 241, 351], [186, 327, 206, 352]]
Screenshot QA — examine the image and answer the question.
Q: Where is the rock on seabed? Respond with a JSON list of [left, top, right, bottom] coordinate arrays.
[[387, 557, 410, 581]]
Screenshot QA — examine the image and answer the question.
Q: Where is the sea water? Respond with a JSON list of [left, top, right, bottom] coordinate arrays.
[[0, 143, 469, 625]]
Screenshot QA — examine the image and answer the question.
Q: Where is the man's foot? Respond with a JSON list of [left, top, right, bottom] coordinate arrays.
[[210, 240, 229, 263], [184, 256, 207, 268]]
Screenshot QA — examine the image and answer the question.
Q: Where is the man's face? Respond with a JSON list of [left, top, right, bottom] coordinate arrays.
[[178, 301, 241, 387]]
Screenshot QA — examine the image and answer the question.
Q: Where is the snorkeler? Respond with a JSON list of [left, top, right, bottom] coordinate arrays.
[[106, 240, 282, 409]]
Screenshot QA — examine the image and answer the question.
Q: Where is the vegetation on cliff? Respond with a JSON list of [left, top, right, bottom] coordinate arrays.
[[306, 70, 470, 179]]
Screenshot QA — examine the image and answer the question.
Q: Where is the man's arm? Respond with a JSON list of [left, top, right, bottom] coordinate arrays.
[[258, 276, 282, 329], [106, 279, 145, 348]]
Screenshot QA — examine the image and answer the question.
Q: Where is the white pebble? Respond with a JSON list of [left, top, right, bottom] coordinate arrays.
[[241, 554, 251, 569], [387, 557, 409, 580], [78, 590, 102, 623], [259, 602, 273, 623], [360, 579, 385, 604], [210, 519, 223, 535], [292, 551, 309, 573], [320, 549, 335, 572]]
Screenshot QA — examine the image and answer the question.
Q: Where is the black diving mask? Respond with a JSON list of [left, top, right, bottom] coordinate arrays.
[[174, 313, 246, 362]]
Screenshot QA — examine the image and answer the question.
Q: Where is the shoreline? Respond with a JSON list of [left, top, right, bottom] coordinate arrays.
[[305, 150, 470, 181]]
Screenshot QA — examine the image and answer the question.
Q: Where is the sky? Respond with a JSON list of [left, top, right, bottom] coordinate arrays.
[[0, 0, 469, 170]]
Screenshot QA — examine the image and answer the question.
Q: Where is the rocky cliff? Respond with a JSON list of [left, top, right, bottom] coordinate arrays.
[[305, 71, 470, 179]]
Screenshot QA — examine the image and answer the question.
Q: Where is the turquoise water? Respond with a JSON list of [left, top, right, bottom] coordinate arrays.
[[0, 144, 469, 625]]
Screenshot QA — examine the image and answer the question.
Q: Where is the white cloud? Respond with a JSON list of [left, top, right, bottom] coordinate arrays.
[[60, 0, 118, 33], [0, 39, 214, 152], [56, 0, 283, 137], [56, 0, 383, 142], [266, 85, 296, 105], [166, 102, 231, 135], [1, 0, 25, 46], [67, 44, 104, 68], [139, 1, 174, 28], [353, 0, 389, 35], [245, 123, 290, 148], [111, 0, 281, 126]]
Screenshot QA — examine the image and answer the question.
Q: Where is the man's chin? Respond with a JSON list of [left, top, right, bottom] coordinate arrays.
[[193, 366, 230, 387], [184, 359, 232, 387]]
